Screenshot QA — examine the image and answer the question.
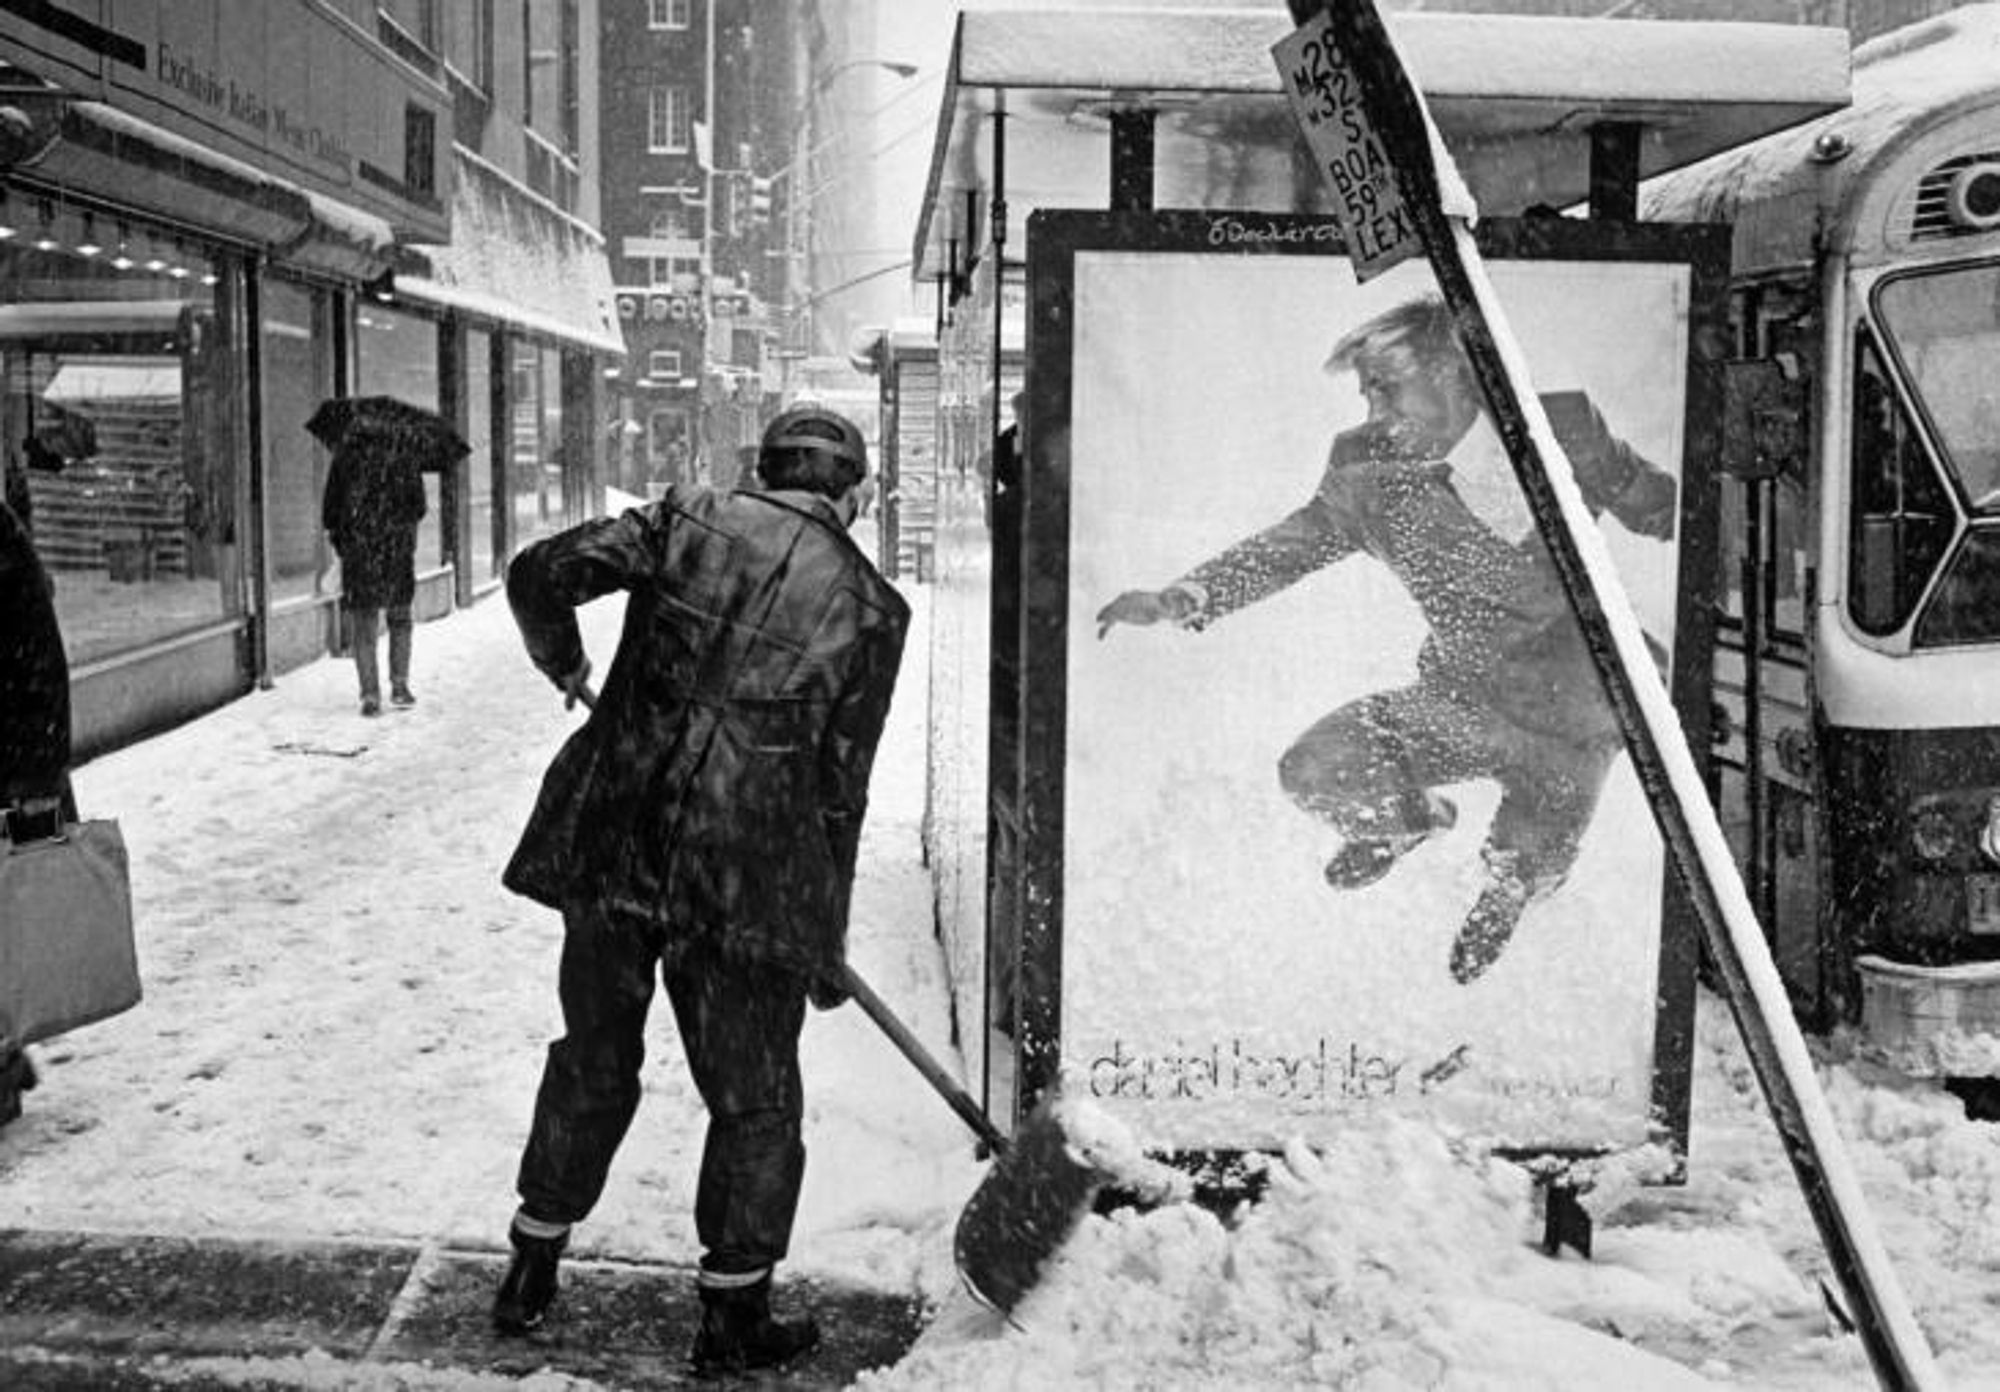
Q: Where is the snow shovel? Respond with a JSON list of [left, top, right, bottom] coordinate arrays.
[[839, 963, 1106, 1315]]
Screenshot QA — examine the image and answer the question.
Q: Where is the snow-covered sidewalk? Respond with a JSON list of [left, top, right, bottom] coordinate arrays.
[[3, 560, 1998, 1389]]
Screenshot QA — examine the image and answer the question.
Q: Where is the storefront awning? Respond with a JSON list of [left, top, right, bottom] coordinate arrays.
[[10, 98, 404, 280], [395, 149, 625, 357], [23, 98, 311, 248]]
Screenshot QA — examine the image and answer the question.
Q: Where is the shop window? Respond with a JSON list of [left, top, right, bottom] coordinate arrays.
[[1, 206, 232, 665], [509, 342, 564, 549], [466, 328, 497, 583], [354, 304, 445, 574], [262, 278, 335, 605]]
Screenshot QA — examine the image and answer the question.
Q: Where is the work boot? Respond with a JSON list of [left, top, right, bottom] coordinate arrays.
[[1449, 873, 1531, 984], [689, 1274, 820, 1375], [492, 1225, 567, 1336], [1323, 794, 1456, 890]]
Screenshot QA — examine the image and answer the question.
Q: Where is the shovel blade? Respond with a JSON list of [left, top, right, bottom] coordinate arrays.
[[952, 1100, 1104, 1314]]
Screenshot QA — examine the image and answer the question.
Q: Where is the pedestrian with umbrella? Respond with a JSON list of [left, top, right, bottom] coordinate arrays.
[[309, 397, 468, 716]]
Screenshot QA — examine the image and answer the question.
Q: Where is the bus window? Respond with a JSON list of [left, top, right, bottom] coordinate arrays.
[[1849, 331, 1954, 636], [1917, 530, 2000, 645], [1875, 263, 2000, 513]]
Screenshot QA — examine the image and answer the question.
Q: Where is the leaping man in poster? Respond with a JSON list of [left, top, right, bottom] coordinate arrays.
[[1096, 294, 1677, 983]]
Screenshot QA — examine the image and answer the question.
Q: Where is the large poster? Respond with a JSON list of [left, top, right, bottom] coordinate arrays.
[[1034, 213, 1721, 1155]]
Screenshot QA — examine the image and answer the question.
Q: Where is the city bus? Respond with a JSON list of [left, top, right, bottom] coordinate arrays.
[[1644, 5, 2000, 1083]]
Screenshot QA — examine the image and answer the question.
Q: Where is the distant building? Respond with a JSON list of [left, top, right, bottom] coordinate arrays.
[[597, 0, 800, 495]]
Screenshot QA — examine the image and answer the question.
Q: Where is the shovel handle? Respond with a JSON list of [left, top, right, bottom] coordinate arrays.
[[841, 963, 1009, 1154]]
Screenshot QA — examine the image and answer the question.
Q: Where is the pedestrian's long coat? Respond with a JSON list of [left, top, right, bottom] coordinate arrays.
[[318, 417, 432, 610], [502, 485, 908, 994]]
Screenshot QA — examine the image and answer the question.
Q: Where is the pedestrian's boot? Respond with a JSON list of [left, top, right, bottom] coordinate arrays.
[[689, 1273, 820, 1375], [387, 614, 415, 707], [353, 629, 383, 718], [492, 1224, 567, 1336], [1323, 793, 1456, 890], [0, 1045, 34, 1129], [1448, 851, 1534, 984]]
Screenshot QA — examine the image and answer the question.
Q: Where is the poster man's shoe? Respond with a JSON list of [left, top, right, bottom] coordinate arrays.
[[1448, 875, 1532, 984], [1323, 793, 1457, 890]]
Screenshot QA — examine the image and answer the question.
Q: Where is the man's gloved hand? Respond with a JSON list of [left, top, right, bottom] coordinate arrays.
[[1095, 587, 1198, 639], [548, 656, 592, 710], [808, 967, 851, 1011]]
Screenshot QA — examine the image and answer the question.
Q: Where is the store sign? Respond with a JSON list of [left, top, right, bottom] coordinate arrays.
[[0, 0, 448, 240]]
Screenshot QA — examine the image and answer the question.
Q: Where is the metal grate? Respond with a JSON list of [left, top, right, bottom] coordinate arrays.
[[1911, 151, 2000, 240]]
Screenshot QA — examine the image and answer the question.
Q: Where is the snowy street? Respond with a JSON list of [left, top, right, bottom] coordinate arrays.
[[2, 538, 1999, 1390]]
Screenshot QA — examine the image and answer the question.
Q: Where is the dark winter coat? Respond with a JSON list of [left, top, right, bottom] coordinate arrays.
[[503, 485, 909, 996], [321, 420, 429, 610], [0, 500, 70, 805], [1179, 392, 1677, 742]]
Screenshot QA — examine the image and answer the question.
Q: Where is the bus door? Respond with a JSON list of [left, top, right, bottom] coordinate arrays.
[[1716, 295, 1830, 1023]]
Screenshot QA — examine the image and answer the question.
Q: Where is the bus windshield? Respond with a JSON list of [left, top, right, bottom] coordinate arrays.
[[1876, 263, 2000, 513]]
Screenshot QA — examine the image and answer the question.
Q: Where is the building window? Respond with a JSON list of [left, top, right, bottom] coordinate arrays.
[[648, 85, 691, 153], [646, 256, 702, 289], [377, 0, 441, 74], [649, 0, 691, 28], [404, 104, 437, 199], [444, 0, 494, 93], [649, 351, 683, 380]]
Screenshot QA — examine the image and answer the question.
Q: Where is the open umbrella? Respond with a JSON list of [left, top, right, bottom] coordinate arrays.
[[307, 396, 468, 472]]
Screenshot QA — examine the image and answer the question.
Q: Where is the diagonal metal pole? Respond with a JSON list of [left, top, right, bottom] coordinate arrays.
[[1282, 2, 1940, 1387]]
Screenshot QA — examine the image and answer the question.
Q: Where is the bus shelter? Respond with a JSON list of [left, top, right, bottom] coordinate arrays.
[[910, 6, 1848, 1177]]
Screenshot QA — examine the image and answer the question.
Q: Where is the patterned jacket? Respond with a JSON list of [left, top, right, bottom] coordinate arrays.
[[1178, 392, 1676, 740], [503, 486, 909, 992]]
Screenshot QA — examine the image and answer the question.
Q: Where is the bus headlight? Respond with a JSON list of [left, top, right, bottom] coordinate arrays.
[[1912, 800, 1960, 863], [1981, 795, 2000, 867]]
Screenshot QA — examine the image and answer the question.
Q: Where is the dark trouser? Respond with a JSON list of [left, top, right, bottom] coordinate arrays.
[[346, 605, 413, 700], [515, 901, 808, 1278], [1276, 682, 1619, 891]]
